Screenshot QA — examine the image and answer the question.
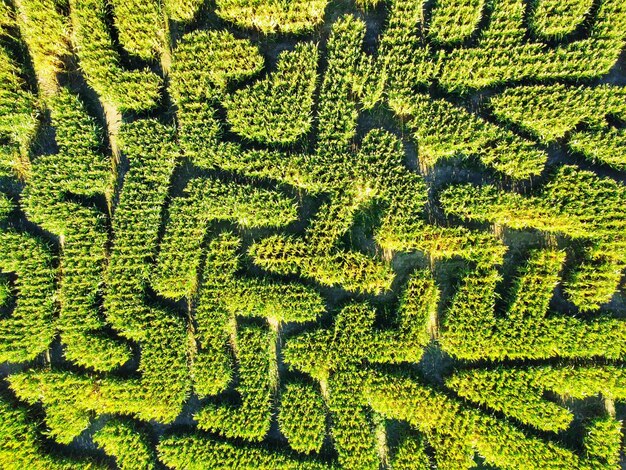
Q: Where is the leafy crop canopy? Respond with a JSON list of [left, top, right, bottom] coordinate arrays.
[[0, 0, 625, 468]]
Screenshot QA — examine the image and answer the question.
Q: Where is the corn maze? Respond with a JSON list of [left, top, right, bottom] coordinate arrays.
[[1, 0, 626, 468]]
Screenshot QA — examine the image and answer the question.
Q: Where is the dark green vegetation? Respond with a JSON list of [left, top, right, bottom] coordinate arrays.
[[0, 0, 626, 468]]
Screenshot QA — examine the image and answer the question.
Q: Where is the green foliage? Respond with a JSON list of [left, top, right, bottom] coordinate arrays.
[[190, 233, 239, 397], [369, 271, 439, 364], [0, 44, 38, 165], [152, 177, 297, 299], [249, 129, 429, 294], [0, 1, 14, 29], [378, 223, 506, 269], [283, 278, 439, 468], [389, 432, 430, 470], [427, 431, 475, 470], [9, 369, 188, 442], [165, 0, 204, 21], [440, 248, 626, 360], [93, 419, 156, 470], [214, 0, 329, 34], [105, 119, 178, 338], [251, 234, 395, 294], [21, 88, 111, 215], [569, 127, 626, 170], [403, 93, 547, 178], [491, 84, 626, 170], [104, 119, 190, 418], [110, 0, 167, 60], [225, 278, 325, 323], [530, 0, 594, 40], [439, 0, 626, 92], [13, 0, 70, 93], [0, 398, 99, 469], [429, 0, 485, 45], [376, 0, 437, 107], [0, 192, 13, 220], [0, 277, 11, 306], [169, 30, 262, 166], [447, 365, 626, 433], [22, 89, 128, 371], [283, 304, 387, 468], [2, 0, 626, 467], [158, 433, 331, 469], [195, 324, 275, 442], [448, 368, 573, 432], [441, 184, 582, 234], [490, 84, 626, 142], [190, 233, 324, 398], [278, 381, 326, 454], [441, 166, 626, 311], [70, 0, 162, 111], [224, 43, 318, 146], [584, 416, 622, 468], [0, 230, 55, 363], [316, 15, 380, 153], [365, 372, 618, 470]]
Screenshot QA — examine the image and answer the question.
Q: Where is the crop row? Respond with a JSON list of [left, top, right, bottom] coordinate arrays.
[[491, 84, 626, 170], [447, 365, 626, 433], [152, 176, 297, 300], [21, 89, 127, 371], [0, 42, 38, 176], [281, 273, 438, 467], [10, 0, 68, 94], [169, 30, 262, 166], [438, 0, 626, 92], [70, 0, 161, 111], [214, 0, 328, 34], [440, 248, 626, 360], [190, 233, 323, 398], [366, 372, 622, 470], [403, 93, 548, 179], [0, 398, 98, 469], [530, 0, 594, 40], [109, 0, 166, 61], [104, 119, 189, 421], [224, 43, 318, 146], [441, 166, 626, 311], [0, 229, 55, 364]]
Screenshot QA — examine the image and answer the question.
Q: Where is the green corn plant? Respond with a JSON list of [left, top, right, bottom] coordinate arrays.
[[170, 30, 262, 167], [441, 166, 626, 311], [0, 230, 56, 363], [93, 419, 157, 470], [365, 372, 621, 470], [530, 0, 595, 40], [429, 0, 485, 45], [109, 0, 167, 61], [195, 324, 276, 442], [13, 0, 70, 94], [0, 398, 101, 469], [152, 177, 297, 300], [278, 380, 327, 454], [157, 433, 332, 469], [439, 0, 626, 93], [22, 89, 128, 371], [224, 43, 318, 146], [69, 0, 162, 111], [389, 431, 431, 470], [403, 93, 548, 179], [440, 248, 626, 360], [214, 0, 329, 34]]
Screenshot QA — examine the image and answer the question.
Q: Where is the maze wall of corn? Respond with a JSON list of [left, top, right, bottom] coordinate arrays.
[[1, 0, 626, 468]]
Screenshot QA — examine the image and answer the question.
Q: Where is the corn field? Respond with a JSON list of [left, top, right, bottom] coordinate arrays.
[[0, 0, 625, 468]]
